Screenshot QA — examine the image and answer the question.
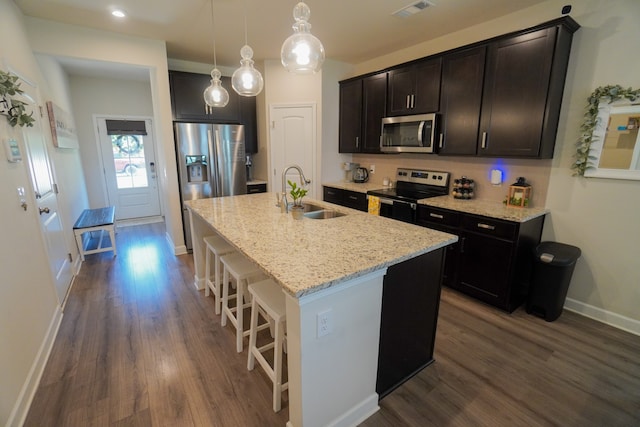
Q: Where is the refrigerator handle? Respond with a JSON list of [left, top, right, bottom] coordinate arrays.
[[209, 128, 221, 196]]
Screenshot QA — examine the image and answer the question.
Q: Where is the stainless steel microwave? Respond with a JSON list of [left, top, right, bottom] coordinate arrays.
[[380, 113, 438, 153]]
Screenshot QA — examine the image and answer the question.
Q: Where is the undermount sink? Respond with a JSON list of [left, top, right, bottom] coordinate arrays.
[[302, 203, 325, 213], [304, 209, 347, 219]]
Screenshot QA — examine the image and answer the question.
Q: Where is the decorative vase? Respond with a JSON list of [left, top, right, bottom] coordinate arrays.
[[291, 205, 305, 220]]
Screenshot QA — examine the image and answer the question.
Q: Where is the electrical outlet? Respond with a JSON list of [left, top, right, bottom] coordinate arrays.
[[317, 309, 332, 338], [370, 164, 376, 174]]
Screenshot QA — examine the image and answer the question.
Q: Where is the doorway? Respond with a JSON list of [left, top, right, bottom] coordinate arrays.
[[269, 104, 317, 198], [96, 117, 161, 220]]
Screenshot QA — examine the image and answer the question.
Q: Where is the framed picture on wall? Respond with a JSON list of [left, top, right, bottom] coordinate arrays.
[[46, 101, 79, 149]]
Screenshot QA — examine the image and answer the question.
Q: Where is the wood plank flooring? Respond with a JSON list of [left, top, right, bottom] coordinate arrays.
[[25, 222, 640, 426]]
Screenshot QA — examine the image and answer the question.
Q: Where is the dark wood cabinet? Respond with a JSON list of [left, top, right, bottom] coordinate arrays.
[[247, 183, 267, 194], [478, 26, 567, 158], [169, 70, 258, 153], [322, 186, 368, 211], [339, 73, 386, 153], [417, 205, 545, 312], [387, 57, 441, 116], [438, 46, 486, 155]]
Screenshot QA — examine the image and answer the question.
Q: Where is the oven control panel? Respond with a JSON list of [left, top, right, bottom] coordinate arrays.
[[396, 168, 450, 188]]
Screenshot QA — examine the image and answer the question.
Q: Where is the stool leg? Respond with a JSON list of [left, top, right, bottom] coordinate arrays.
[[214, 255, 221, 315], [236, 279, 246, 353], [221, 266, 230, 327], [273, 319, 284, 412], [204, 248, 212, 297], [247, 297, 259, 371]]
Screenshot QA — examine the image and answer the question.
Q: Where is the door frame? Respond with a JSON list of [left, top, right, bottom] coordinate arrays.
[[92, 114, 163, 220], [268, 102, 320, 199]]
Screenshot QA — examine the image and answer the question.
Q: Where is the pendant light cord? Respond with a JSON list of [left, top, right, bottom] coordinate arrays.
[[210, 0, 217, 69], [243, 0, 248, 45]]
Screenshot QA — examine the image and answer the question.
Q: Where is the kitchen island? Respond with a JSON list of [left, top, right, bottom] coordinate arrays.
[[186, 192, 457, 427]]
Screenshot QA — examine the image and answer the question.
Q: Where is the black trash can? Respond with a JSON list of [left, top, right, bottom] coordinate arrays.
[[526, 241, 581, 322]]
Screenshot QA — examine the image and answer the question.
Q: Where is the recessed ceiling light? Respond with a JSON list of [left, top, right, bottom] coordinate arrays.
[[112, 10, 126, 18], [392, 0, 434, 18]]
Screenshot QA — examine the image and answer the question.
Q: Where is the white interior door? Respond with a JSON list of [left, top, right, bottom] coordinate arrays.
[[269, 104, 316, 198], [20, 81, 73, 304], [96, 117, 161, 220]]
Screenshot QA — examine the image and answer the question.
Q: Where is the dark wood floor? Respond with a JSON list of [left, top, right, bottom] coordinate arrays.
[[25, 223, 640, 426]]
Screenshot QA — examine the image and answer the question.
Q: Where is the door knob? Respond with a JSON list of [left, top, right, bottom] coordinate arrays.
[[39, 207, 50, 215]]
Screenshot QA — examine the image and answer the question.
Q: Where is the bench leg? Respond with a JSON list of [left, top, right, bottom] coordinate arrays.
[[74, 231, 86, 261]]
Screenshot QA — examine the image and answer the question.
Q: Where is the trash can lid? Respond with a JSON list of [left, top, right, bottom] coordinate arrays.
[[535, 241, 581, 266]]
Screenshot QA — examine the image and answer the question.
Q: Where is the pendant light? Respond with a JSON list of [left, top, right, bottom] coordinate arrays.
[[231, 0, 264, 97], [203, 0, 229, 108], [281, 1, 325, 74]]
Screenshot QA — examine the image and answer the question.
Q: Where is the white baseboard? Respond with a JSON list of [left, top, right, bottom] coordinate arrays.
[[7, 305, 63, 427], [564, 298, 640, 336], [165, 231, 187, 256]]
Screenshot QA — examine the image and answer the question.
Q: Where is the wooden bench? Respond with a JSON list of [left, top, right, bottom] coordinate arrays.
[[73, 206, 116, 261]]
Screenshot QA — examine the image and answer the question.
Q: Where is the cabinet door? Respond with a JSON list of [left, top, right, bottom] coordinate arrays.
[[416, 206, 461, 288], [386, 66, 414, 116], [339, 79, 363, 153], [342, 190, 368, 211], [239, 96, 258, 153], [457, 231, 513, 309], [438, 46, 486, 155], [170, 71, 240, 123], [413, 57, 442, 114], [479, 27, 557, 157], [361, 73, 387, 153], [323, 186, 344, 205]]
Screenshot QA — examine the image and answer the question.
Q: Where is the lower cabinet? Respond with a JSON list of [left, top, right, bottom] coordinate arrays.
[[322, 186, 368, 211], [417, 205, 544, 312], [247, 183, 267, 194]]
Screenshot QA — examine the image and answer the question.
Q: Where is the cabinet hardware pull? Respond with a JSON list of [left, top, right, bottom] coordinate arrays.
[[477, 223, 495, 230], [411, 94, 415, 109], [430, 213, 444, 219], [439, 133, 444, 149], [481, 132, 487, 149], [355, 136, 359, 148], [348, 195, 357, 200], [460, 236, 466, 253]]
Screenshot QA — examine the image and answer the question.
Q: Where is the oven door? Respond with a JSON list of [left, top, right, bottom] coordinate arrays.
[[379, 197, 417, 224]]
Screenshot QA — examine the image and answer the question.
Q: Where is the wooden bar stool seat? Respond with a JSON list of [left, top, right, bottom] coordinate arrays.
[[220, 253, 265, 352], [203, 235, 236, 315], [247, 278, 288, 412]]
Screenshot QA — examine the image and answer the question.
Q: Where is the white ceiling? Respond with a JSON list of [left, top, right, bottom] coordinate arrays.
[[16, 0, 549, 77]]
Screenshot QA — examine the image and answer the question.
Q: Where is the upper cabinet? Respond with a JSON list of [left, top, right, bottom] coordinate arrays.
[[169, 71, 258, 153], [386, 57, 441, 116], [477, 22, 576, 158], [339, 17, 579, 159], [438, 46, 486, 155], [339, 73, 387, 153]]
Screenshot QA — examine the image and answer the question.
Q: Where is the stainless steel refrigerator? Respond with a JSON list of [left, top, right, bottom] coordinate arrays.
[[175, 122, 247, 250]]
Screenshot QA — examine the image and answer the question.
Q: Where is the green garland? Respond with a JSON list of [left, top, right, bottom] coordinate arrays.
[[0, 70, 35, 128], [572, 85, 640, 176]]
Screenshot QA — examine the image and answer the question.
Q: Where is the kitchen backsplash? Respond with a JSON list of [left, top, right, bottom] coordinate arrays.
[[352, 154, 551, 208]]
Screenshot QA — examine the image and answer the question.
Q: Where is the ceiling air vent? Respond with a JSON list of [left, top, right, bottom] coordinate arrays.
[[392, 0, 434, 18]]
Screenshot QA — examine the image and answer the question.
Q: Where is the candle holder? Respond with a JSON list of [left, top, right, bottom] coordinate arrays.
[[506, 177, 531, 208]]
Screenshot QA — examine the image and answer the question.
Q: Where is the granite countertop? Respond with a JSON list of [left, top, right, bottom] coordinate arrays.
[[186, 192, 457, 298], [420, 195, 549, 222], [323, 181, 388, 193]]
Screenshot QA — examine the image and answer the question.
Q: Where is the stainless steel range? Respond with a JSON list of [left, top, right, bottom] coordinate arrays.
[[367, 168, 450, 223]]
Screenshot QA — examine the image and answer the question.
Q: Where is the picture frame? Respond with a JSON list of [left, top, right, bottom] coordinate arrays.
[[46, 101, 79, 149]]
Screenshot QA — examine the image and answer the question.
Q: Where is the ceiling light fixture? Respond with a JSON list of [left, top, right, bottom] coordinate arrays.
[[203, 0, 229, 108], [392, 0, 434, 18], [111, 9, 126, 18], [280, 1, 325, 74], [231, 0, 264, 97]]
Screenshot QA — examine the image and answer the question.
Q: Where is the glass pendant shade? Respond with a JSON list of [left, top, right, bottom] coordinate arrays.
[[232, 45, 264, 96], [281, 2, 325, 74], [203, 68, 229, 108]]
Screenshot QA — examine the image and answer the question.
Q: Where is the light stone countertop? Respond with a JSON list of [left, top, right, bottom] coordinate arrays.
[[420, 195, 549, 222], [323, 181, 388, 193], [186, 192, 457, 298]]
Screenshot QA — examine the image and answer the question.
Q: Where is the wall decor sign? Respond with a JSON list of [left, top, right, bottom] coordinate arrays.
[[46, 101, 79, 149]]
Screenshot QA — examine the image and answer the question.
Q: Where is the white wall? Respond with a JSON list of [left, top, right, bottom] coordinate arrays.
[[68, 75, 154, 208], [0, 1, 65, 425], [24, 17, 185, 252], [351, 0, 640, 330]]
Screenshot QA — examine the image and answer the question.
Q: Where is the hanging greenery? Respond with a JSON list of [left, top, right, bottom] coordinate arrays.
[[572, 85, 640, 176], [0, 70, 35, 128]]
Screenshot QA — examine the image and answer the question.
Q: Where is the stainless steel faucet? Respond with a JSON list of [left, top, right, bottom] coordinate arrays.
[[277, 164, 311, 213]]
